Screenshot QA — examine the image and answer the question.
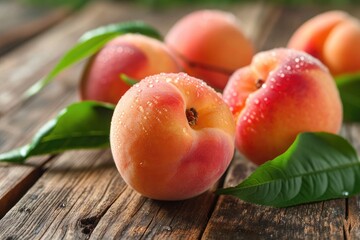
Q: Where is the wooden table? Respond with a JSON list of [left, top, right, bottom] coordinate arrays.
[[1, 1, 360, 239]]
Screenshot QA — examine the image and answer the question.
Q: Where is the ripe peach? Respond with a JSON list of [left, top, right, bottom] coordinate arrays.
[[165, 10, 254, 90], [223, 48, 342, 165], [288, 11, 360, 76], [80, 33, 181, 104], [110, 73, 235, 200]]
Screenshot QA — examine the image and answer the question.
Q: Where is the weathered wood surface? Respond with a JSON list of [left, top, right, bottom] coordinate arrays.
[[0, 1, 360, 239], [0, 1, 72, 56]]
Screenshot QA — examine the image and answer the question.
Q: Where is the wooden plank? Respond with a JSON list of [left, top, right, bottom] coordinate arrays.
[[0, 87, 77, 218], [344, 124, 360, 239], [90, 184, 217, 239], [0, 150, 122, 239], [202, 153, 346, 239], [0, 148, 217, 239], [0, 157, 49, 219], [0, 1, 72, 55]]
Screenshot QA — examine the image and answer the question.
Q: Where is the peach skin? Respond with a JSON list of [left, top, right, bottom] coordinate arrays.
[[288, 10, 360, 76], [165, 10, 254, 90], [223, 48, 343, 165], [110, 73, 235, 200], [80, 33, 181, 104]]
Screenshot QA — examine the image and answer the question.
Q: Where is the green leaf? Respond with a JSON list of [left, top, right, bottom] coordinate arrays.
[[24, 21, 162, 97], [0, 101, 115, 163], [217, 132, 360, 207], [119, 73, 138, 86], [336, 72, 360, 122], [79, 21, 162, 42]]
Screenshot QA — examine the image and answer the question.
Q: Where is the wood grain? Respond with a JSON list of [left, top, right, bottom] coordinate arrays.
[[0, 1, 72, 55], [0, 149, 122, 239], [0, 1, 142, 217], [202, 152, 346, 239], [0, 1, 273, 237], [0, 1, 149, 116], [0, 148, 217, 239], [202, 5, 360, 239], [1, 1, 360, 239], [90, 184, 218, 239], [343, 124, 360, 239], [0, 85, 77, 217]]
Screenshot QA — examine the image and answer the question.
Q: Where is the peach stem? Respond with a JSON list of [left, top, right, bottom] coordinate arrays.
[[186, 108, 198, 126]]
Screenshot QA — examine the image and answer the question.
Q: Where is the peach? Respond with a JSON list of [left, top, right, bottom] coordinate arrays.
[[165, 10, 254, 90], [80, 33, 181, 104], [110, 73, 235, 200], [223, 48, 342, 165], [288, 11, 360, 76]]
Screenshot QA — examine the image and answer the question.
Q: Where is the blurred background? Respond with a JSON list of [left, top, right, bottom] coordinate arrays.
[[16, 0, 360, 9], [0, 0, 358, 57]]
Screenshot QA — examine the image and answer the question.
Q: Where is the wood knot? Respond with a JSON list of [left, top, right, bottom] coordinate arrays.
[[79, 216, 99, 235]]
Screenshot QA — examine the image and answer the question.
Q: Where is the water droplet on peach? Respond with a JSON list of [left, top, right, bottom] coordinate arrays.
[[155, 117, 161, 123], [182, 127, 187, 134]]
